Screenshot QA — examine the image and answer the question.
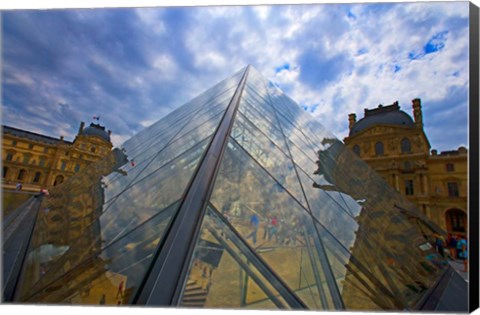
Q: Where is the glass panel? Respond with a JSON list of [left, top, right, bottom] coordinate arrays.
[[237, 97, 288, 154], [297, 168, 359, 250], [276, 112, 318, 161], [102, 115, 218, 201], [313, 221, 389, 310], [102, 85, 232, 193], [209, 138, 332, 309], [179, 207, 286, 309], [230, 113, 307, 208], [122, 68, 243, 152], [99, 136, 210, 244], [285, 137, 317, 176], [16, 148, 131, 297], [21, 203, 176, 304], [16, 137, 209, 300]]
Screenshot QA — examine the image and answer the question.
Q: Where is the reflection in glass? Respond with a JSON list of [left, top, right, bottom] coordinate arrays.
[[179, 207, 286, 309], [9, 66, 449, 311], [231, 112, 306, 207], [23, 203, 176, 304], [209, 138, 334, 309], [16, 148, 129, 299]]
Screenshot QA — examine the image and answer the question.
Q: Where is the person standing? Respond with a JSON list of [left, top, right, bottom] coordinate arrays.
[[246, 213, 260, 245], [457, 236, 468, 272], [434, 233, 445, 257], [447, 234, 457, 260]]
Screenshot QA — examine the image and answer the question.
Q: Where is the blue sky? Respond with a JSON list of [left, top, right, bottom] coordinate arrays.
[[1, 1, 472, 152]]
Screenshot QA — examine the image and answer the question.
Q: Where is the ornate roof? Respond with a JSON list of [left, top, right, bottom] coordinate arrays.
[[80, 123, 111, 142], [349, 102, 414, 136], [2, 125, 73, 145]]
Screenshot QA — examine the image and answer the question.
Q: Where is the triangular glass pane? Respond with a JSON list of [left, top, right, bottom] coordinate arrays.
[[179, 207, 287, 309], [102, 113, 218, 202], [19, 201, 177, 304], [122, 67, 244, 152], [101, 84, 234, 195], [16, 135, 210, 300], [297, 167, 359, 249], [230, 112, 307, 207], [209, 138, 333, 309], [237, 97, 289, 154]]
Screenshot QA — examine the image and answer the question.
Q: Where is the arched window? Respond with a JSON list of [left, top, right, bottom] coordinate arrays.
[[33, 172, 42, 183], [375, 142, 384, 156], [352, 145, 361, 157], [401, 138, 411, 153], [17, 169, 26, 180], [39, 156, 47, 167], [445, 209, 466, 233], [53, 175, 64, 186]]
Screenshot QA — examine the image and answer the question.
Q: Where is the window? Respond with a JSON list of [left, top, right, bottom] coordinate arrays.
[[23, 155, 30, 164], [91, 146, 96, 153], [12, 140, 17, 146], [401, 138, 411, 153], [17, 169, 26, 180], [375, 142, 384, 156], [3, 167, 8, 178], [446, 209, 466, 233], [29, 143, 34, 149], [405, 179, 414, 195], [61, 161, 67, 171], [352, 145, 361, 157], [6, 153, 13, 161], [447, 182, 459, 197], [33, 172, 41, 183], [74, 164, 81, 172], [39, 157, 46, 167], [404, 161, 411, 171], [44, 147, 49, 153], [446, 163, 455, 172], [65, 151, 69, 156]]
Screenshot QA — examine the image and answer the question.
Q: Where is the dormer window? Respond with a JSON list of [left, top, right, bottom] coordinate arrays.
[[401, 138, 411, 153], [353, 144, 361, 157], [375, 142, 384, 156]]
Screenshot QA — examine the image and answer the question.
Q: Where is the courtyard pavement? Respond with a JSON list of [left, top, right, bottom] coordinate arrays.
[[448, 259, 469, 282]]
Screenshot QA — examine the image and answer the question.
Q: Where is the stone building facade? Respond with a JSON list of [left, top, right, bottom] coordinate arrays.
[[343, 99, 468, 236], [2, 122, 113, 191]]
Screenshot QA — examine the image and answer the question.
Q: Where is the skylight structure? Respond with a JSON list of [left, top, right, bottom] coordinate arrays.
[[4, 66, 449, 310]]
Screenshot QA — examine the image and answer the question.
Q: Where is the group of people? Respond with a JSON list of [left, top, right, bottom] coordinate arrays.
[[246, 213, 301, 247], [434, 233, 468, 272]]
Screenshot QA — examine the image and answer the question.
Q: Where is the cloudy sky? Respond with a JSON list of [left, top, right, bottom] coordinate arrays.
[[1, 1, 473, 152]]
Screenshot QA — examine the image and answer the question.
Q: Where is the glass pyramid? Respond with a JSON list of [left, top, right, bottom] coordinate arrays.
[[4, 66, 448, 310]]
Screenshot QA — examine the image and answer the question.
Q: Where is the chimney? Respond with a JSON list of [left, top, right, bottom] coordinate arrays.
[[78, 121, 85, 134], [412, 98, 423, 128], [348, 113, 357, 130]]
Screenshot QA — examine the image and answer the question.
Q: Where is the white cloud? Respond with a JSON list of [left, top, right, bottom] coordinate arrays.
[[151, 53, 178, 79]]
